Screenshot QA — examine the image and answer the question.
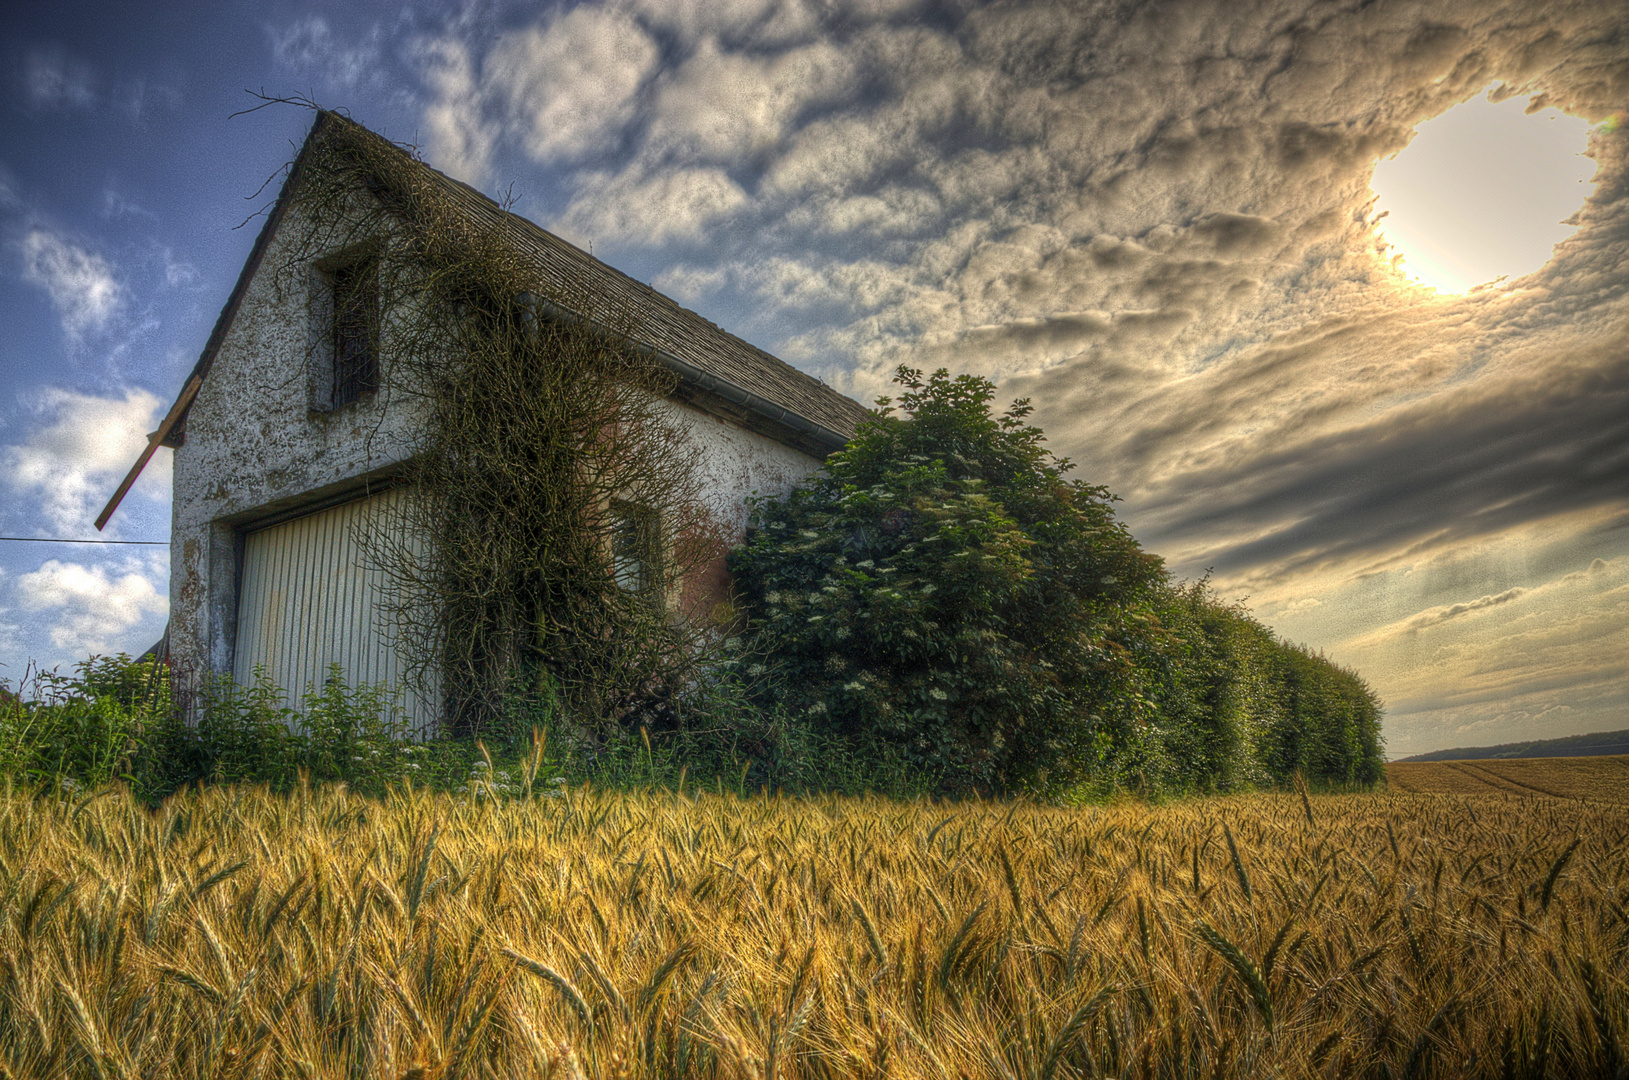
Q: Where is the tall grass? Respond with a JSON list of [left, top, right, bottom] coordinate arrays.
[[0, 657, 458, 801], [0, 780, 1623, 1077], [0, 657, 941, 802]]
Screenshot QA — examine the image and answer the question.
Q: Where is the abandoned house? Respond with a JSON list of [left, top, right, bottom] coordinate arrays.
[[99, 111, 869, 731]]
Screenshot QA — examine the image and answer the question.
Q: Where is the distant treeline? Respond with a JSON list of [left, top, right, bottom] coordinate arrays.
[[1399, 729, 1629, 762]]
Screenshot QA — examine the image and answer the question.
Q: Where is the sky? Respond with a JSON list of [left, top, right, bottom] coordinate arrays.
[[0, 0, 1624, 757]]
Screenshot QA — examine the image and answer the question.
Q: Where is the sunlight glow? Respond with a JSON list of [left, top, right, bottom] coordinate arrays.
[[1372, 88, 1595, 294]]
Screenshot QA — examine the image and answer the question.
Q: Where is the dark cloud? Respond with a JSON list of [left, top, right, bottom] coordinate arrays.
[[1102, 327, 1629, 575], [1192, 212, 1282, 256], [960, 312, 1109, 352]]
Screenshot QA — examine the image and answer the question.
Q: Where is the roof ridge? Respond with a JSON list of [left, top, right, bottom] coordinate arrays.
[[320, 112, 864, 433]]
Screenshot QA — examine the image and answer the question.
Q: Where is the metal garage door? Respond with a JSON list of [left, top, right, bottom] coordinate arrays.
[[234, 487, 437, 734]]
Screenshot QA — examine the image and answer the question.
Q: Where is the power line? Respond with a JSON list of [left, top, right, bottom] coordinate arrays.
[[0, 537, 167, 545]]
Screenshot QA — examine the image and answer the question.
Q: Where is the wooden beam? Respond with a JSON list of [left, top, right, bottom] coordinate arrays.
[[95, 373, 202, 531]]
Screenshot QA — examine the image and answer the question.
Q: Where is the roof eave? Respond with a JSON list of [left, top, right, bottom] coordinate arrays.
[[96, 111, 339, 530]]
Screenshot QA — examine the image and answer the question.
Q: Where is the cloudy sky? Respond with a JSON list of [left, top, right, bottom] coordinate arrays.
[[2, 0, 1624, 755]]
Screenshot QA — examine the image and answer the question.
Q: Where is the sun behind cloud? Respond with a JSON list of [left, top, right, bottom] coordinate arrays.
[[1371, 87, 1596, 294]]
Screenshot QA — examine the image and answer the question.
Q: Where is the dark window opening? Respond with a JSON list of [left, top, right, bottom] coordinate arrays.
[[329, 257, 378, 408], [612, 501, 662, 598]]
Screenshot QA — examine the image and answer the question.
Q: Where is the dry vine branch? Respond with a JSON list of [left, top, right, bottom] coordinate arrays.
[[275, 114, 734, 739]]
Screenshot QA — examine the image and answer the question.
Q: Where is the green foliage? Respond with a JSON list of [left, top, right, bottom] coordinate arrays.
[[0, 658, 435, 800], [729, 366, 1166, 795], [1, 620, 1381, 802], [1145, 579, 1384, 791], [187, 665, 418, 794], [0, 655, 175, 793], [0, 654, 850, 802], [730, 366, 1385, 797]]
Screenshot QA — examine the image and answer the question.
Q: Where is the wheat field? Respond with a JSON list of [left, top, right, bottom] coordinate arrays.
[[1, 777, 1625, 1079], [1386, 755, 1629, 800]]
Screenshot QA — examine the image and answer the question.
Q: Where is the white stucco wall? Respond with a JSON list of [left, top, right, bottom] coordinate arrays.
[[171, 200, 422, 695], [660, 396, 823, 539], [169, 199, 830, 711]]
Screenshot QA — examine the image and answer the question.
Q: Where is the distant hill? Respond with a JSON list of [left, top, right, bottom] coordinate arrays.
[[1398, 729, 1629, 762]]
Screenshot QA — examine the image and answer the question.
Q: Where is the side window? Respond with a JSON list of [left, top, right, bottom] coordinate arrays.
[[611, 500, 663, 599], [317, 254, 379, 409]]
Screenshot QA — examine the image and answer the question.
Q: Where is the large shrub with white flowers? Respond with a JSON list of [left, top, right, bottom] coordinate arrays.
[[729, 366, 1165, 795]]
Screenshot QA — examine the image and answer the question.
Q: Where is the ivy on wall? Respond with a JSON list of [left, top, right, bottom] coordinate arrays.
[[278, 114, 731, 738]]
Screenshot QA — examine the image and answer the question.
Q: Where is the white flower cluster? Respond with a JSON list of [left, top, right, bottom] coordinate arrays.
[[465, 760, 519, 798]]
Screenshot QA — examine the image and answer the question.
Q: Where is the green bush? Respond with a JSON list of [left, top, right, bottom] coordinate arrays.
[[0, 655, 179, 794], [0, 654, 815, 802], [187, 665, 417, 794], [729, 366, 1166, 796], [1145, 579, 1385, 793], [0, 658, 435, 800], [730, 366, 1385, 798]]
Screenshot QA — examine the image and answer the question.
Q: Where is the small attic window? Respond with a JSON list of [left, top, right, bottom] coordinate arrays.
[[319, 254, 379, 409]]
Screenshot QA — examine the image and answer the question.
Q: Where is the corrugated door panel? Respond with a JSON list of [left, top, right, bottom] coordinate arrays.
[[235, 488, 438, 735]]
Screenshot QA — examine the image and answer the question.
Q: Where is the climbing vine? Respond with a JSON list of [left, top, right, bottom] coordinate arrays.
[[275, 112, 732, 738]]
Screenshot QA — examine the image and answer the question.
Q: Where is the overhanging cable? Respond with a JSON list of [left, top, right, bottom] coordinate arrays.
[[0, 537, 167, 545]]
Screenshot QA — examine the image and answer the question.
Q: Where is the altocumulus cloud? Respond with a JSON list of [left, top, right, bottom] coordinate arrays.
[[487, 7, 659, 164], [259, 0, 1629, 750]]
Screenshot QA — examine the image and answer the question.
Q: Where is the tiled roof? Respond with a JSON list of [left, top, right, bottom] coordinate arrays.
[[336, 113, 870, 449]]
